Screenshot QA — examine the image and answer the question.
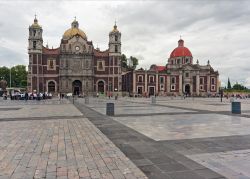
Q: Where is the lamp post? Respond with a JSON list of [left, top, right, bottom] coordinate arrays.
[[9, 66, 12, 88]]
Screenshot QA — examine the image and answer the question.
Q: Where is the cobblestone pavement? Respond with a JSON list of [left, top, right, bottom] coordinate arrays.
[[74, 97, 250, 179], [0, 100, 147, 179]]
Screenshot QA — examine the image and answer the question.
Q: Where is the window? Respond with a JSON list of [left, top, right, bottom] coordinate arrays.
[[211, 77, 215, 85], [186, 58, 189, 63], [171, 85, 175, 90], [115, 35, 118, 41], [149, 76, 154, 83], [160, 76, 164, 84], [177, 59, 181, 64], [200, 77, 204, 85], [211, 85, 215, 90], [171, 77, 175, 84], [47, 59, 55, 70], [33, 41, 36, 49], [115, 45, 118, 53], [97, 61, 105, 71], [185, 73, 189, 78], [200, 85, 203, 90], [33, 30, 36, 36], [138, 75, 143, 82]]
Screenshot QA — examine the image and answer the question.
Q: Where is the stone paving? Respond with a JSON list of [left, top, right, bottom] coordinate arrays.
[[0, 99, 147, 179], [75, 96, 250, 179]]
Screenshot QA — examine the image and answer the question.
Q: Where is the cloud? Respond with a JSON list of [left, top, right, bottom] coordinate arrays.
[[0, 0, 250, 87]]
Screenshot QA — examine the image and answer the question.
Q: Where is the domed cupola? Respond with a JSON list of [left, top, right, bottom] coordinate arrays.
[[63, 18, 87, 40], [170, 39, 192, 58]]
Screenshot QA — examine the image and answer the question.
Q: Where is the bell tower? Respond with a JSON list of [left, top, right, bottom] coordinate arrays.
[[108, 22, 122, 94], [109, 22, 121, 55], [27, 15, 43, 93]]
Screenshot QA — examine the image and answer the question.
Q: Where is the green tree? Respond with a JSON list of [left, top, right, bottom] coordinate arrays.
[[227, 78, 231, 89], [129, 56, 138, 70], [121, 54, 128, 68], [0, 65, 27, 88], [0, 66, 10, 84]]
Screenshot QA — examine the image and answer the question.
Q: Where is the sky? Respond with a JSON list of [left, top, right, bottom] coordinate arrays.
[[0, 0, 250, 87]]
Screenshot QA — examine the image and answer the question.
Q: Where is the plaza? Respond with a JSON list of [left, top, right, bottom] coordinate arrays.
[[1, 96, 249, 178]]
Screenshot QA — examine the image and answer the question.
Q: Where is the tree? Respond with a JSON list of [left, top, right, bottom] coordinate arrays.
[[130, 56, 138, 70], [0, 65, 27, 88], [121, 54, 139, 70], [227, 78, 231, 89], [121, 54, 128, 69]]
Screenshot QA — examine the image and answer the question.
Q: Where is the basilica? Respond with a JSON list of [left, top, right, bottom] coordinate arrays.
[[27, 16, 219, 97], [27, 17, 121, 96]]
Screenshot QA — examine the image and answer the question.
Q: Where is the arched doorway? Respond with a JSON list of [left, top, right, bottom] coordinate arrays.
[[72, 80, 82, 95], [185, 84, 190, 95], [48, 81, 56, 93], [97, 81, 105, 93]]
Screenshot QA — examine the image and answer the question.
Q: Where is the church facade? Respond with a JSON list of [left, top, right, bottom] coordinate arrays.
[[27, 17, 121, 96], [27, 17, 219, 97], [122, 39, 219, 97]]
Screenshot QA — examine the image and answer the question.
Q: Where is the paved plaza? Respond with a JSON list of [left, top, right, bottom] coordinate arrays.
[[1, 97, 250, 179], [0, 99, 147, 179], [74, 96, 250, 179]]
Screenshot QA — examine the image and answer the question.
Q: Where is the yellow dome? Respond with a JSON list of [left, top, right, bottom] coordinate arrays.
[[63, 28, 87, 40]]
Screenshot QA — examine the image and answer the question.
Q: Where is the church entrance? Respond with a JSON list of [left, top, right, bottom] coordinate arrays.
[[48, 81, 56, 93], [97, 81, 105, 93], [185, 84, 190, 95], [72, 80, 82, 95], [149, 86, 155, 96]]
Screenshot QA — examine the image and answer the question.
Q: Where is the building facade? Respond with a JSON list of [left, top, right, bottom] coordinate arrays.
[[27, 17, 121, 96], [27, 16, 219, 97], [122, 39, 219, 97]]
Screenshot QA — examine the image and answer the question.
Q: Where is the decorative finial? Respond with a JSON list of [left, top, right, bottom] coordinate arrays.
[[207, 60, 210, 65], [114, 20, 117, 29], [74, 16, 76, 21], [180, 35, 182, 39], [46, 41, 49, 48], [196, 59, 199, 64]]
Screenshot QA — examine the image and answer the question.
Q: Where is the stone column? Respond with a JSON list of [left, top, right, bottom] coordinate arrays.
[[179, 74, 182, 95], [156, 73, 159, 94], [196, 74, 200, 96], [145, 72, 148, 93], [133, 72, 136, 93], [167, 76, 170, 93], [207, 75, 210, 93]]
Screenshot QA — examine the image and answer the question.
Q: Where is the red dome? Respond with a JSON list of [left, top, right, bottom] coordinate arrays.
[[170, 39, 192, 58]]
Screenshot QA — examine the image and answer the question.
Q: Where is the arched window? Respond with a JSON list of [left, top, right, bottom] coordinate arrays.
[[115, 45, 118, 53], [115, 35, 118, 41]]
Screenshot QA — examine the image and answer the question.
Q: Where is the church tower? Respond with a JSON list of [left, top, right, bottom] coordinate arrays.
[[27, 16, 43, 93], [107, 22, 122, 94]]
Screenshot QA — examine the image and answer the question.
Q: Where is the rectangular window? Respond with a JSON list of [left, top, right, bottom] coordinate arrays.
[[160, 76, 164, 84], [171, 77, 176, 84], [211, 85, 215, 90], [47, 59, 56, 70], [185, 73, 189, 78], [115, 45, 118, 53], [200, 77, 204, 85], [97, 61, 105, 71], [200, 85, 203, 90], [115, 35, 118, 41], [138, 75, 143, 82], [171, 85, 175, 90], [33, 41, 36, 49], [211, 77, 215, 85], [149, 76, 154, 83]]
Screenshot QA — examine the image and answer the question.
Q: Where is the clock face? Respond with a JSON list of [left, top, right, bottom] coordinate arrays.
[[75, 46, 80, 51]]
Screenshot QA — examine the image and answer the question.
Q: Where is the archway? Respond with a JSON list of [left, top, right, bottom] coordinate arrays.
[[97, 81, 105, 93], [48, 81, 56, 93], [72, 80, 82, 95], [185, 84, 190, 95]]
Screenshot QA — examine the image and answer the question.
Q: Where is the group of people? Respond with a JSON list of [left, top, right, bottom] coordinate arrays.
[[2, 91, 53, 100]]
